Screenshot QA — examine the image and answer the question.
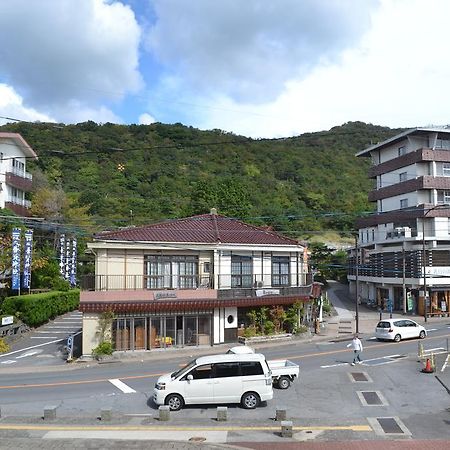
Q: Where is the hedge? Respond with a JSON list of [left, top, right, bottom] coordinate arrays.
[[1, 290, 80, 327]]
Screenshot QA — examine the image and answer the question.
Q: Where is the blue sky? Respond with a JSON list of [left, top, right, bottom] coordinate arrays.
[[1, 0, 450, 138]]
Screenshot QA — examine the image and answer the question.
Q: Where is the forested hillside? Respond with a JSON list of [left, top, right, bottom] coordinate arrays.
[[0, 121, 400, 239]]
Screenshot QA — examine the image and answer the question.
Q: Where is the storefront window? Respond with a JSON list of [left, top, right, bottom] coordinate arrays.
[[113, 318, 131, 351], [134, 318, 146, 350], [184, 316, 197, 346]]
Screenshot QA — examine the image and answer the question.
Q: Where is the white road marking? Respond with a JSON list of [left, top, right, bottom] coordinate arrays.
[[54, 320, 81, 323], [367, 337, 377, 340], [321, 354, 405, 369], [36, 331, 70, 334], [424, 347, 445, 353], [320, 363, 348, 368], [45, 326, 80, 329], [16, 350, 41, 359], [425, 328, 437, 332], [1, 360, 17, 364], [108, 379, 137, 394], [30, 336, 61, 339]]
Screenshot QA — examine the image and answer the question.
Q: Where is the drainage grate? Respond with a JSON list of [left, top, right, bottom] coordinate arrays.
[[362, 391, 382, 405], [377, 417, 404, 434], [351, 372, 368, 382]]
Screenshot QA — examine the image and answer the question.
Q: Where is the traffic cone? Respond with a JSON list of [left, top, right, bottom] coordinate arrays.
[[421, 358, 434, 373]]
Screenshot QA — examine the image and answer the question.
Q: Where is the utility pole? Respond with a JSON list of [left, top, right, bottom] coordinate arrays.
[[402, 241, 407, 314], [355, 237, 359, 334]]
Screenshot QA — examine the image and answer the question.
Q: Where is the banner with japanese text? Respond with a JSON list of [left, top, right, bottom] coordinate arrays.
[[11, 228, 21, 291], [70, 238, 77, 286], [22, 229, 33, 289], [59, 234, 65, 278]]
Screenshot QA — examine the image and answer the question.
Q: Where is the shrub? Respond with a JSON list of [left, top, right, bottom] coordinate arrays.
[[294, 324, 309, 334], [2, 290, 80, 327], [243, 325, 258, 338], [0, 338, 9, 353], [92, 341, 114, 358]]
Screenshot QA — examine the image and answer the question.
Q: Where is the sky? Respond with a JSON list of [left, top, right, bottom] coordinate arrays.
[[1, 0, 450, 138]]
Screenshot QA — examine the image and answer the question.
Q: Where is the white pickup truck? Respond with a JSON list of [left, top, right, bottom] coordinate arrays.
[[227, 346, 300, 389]]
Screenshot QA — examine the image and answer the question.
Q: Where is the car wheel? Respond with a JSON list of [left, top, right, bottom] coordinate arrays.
[[419, 330, 426, 339], [277, 376, 291, 390], [165, 394, 184, 411], [241, 391, 260, 409], [394, 334, 401, 342]]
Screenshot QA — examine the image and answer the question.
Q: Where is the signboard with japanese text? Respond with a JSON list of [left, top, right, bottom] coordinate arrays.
[[70, 238, 77, 286], [11, 228, 21, 291], [22, 229, 33, 289]]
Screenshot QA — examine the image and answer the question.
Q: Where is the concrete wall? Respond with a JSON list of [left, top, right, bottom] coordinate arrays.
[[82, 313, 102, 355]]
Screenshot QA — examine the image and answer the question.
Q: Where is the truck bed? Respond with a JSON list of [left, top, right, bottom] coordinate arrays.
[[268, 359, 300, 378]]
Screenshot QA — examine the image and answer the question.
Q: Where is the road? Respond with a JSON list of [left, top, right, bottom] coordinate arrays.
[[0, 324, 449, 443]]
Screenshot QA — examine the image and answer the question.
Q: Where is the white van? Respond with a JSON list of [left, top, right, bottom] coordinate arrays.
[[153, 353, 273, 411]]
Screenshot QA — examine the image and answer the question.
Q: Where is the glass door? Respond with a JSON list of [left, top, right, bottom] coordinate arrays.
[[184, 316, 197, 346]]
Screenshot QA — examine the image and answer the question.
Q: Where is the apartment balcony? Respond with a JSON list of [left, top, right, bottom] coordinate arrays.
[[368, 148, 450, 178], [5, 171, 33, 192], [80, 273, 306, 293], [368, 176, 450, 201], [5, 197, 32, 217]]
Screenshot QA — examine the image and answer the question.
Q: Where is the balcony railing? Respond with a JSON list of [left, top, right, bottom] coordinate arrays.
[[80, 273, 306, 292]]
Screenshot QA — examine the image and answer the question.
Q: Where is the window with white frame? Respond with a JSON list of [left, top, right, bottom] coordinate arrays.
[[231, 255, 253, 288], [145, 255, 198, 289], [399, 172, 408, 182], [443, 163, 450, 176], [272, 256, 290, 286], [400, 199, 408, 209], [398, 146, 406, 156], [437, 190, 450, 204]]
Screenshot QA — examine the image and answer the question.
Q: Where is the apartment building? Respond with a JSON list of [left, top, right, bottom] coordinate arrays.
[[0, 133, 37, 216], [348, 128, 450, 317], [80, 210, 320, 354]]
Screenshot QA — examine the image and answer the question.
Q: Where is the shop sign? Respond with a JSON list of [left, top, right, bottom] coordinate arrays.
[[154, 291, 177, 300], [256, 289, 280, 297], [442, 301, 448, 312], [424, 267, 450, 276]]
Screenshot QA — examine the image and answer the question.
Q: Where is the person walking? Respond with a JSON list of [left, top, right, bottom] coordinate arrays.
[[347, 334, 363, 366]]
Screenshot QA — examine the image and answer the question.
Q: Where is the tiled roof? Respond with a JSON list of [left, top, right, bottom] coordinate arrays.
[[95, 213, 300, 246]]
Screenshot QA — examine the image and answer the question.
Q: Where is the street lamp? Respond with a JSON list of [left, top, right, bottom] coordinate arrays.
[[422, 203, 449, 322]]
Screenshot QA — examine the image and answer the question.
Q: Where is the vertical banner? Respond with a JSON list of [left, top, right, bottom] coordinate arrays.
[[65, 238, 71, 281], [59, 234, 66, 278], [70, 237, 77, 286], [11, 228, 21, 291], [22, 229, 33, 290]]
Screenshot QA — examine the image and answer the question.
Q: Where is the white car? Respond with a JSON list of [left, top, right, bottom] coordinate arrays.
[[153, 353, 273, 411], [375, 318, 426, 342], [226, 346, 255, 354]]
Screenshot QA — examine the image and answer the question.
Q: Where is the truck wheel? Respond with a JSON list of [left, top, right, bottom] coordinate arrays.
[[277, 376, 291, 390], [165, 394, 184, 411], [241, 392, 260, 409]]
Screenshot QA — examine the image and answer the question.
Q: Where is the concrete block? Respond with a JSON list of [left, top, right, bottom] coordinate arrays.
[[101, 408, 112, 421], [217, 406, 227, 421], [276, 408, 287, 421], [159, 405, 170, 421], [281, 420, 293, 438], [44, 406, 57, 420]]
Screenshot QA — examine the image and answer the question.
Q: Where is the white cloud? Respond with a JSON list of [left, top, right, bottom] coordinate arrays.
[[138, 113, 156, 125], [0, 0, 142, 121], [146, 0, 379, 103], [0, 84, 54, 125], [188, 0, 450, 137]]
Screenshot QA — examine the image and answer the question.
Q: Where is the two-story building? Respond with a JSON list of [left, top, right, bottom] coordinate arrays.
[[80, 210, 320, 354], [348, 127, 450, 317], [0, 132, 37, 216]]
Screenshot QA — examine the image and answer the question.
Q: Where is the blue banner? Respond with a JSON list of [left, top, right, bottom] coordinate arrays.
[[22, 229, 33, 289], [59, 234, 65, 278], [70, 238, 77, 286], [11, 228, 21, 291]]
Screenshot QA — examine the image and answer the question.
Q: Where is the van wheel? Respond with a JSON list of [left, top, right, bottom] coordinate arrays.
[[394, 334, 401, 342], [241, 392, 260, 409], [165, 394, 184, 411], [277, 376, 290, 390]]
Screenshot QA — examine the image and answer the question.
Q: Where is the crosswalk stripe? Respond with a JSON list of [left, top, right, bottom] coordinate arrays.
[[109, 379, 137, 394]]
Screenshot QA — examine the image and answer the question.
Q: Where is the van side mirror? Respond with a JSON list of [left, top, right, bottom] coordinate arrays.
[[187, 374, 193, 381]]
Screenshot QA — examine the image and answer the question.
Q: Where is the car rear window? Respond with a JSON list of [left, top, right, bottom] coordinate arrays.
[[240, 361, 263, 376], [377, 321, 391, 328]]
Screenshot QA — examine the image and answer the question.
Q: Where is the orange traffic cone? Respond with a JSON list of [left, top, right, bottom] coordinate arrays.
[[421, 358, 434, 373]]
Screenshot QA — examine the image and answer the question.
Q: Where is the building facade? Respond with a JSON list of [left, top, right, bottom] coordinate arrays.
[[0, 132, 37, 216], [348, 127, 450, 317], [80, 211, 320, 355]]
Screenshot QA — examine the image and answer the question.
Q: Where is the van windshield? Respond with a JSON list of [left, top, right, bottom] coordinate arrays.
[[171, 359, 196, 379]]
